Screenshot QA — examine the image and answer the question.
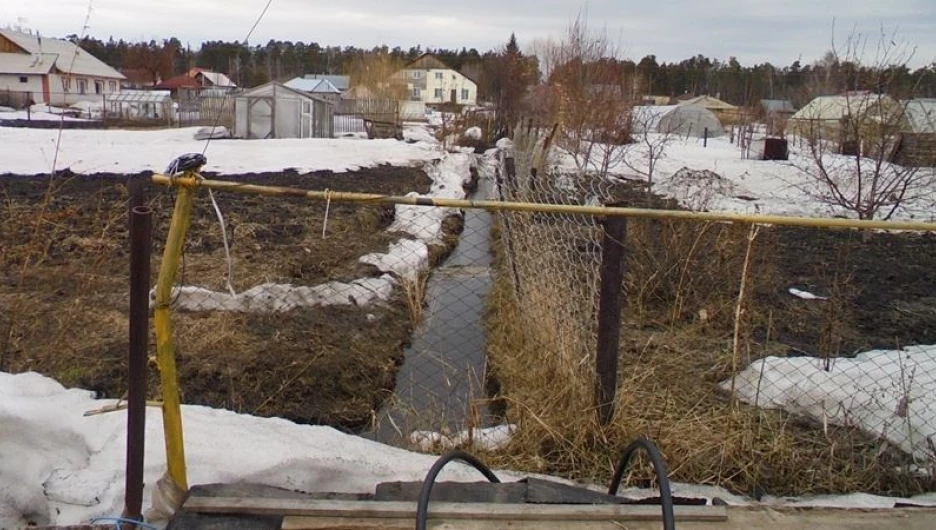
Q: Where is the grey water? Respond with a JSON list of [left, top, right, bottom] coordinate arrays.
[[369, 174, 496, 445]]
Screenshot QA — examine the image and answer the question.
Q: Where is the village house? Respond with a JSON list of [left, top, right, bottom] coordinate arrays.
[[393, 53, 477, 107], [0, 28, 124, 107]]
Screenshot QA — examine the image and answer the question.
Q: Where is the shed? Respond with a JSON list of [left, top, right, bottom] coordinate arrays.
[[891, 99, 936, 167], [632, 105, 726, 138], [787, 93, 907, 146], [234, 82, 334, 139], [284, 77, 342, 103], [678, 95, 741, 124]]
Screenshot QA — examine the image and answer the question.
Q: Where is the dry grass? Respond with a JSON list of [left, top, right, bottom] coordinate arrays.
[[482, 215, 931, 497]]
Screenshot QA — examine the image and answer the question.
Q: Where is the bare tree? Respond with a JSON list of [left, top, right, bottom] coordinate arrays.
[[622, 105, 676, 188], [792, 28, 934, 220], [534, 15, 639, 177]]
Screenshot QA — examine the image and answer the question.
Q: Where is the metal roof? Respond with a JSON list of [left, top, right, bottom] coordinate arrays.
[[0, 29, 124, 79], [0, 52, 56, 75], [284, 77, 341, 94]]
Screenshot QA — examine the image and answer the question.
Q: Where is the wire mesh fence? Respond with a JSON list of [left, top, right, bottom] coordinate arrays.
[[2, 138, 936, 498]]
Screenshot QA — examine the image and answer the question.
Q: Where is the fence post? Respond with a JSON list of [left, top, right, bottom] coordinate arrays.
[[124, 179, 152, 524], [153, 177, 198, 495], [596, 210, 628, 425]]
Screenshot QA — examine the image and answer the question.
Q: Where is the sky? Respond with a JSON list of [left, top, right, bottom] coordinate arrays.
[[1, 0, 934, 68]]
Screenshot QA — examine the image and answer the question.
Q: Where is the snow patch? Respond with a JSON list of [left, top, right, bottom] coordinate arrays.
[[724, 344, 936, 461], [360, 240, 429, 281]]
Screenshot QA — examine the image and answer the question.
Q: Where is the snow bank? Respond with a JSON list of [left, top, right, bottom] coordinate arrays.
[[0, 371, 528, 528], [0, 126, 442, 176], [159, 276, 395, 312], [359, 240, 428, 281], [724, 344, 936, 461], [388, 152, 473, 244]]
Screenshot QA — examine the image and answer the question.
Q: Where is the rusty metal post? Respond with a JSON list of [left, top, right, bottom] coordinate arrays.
[[125, 180, 152, 523], [596, 212, 627, 425]]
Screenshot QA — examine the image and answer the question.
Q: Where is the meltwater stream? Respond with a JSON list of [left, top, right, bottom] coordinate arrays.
[[370, 172, 496, 445]]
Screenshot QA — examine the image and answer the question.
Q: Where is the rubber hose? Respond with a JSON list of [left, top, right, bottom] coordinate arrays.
[[608, 437, 676, 530], [415, 450, 501, 530]]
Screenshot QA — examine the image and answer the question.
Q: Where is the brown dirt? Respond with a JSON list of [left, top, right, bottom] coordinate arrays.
[[0, 165, 457, 431]]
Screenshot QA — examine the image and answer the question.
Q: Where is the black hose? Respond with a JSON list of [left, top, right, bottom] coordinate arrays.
[[415, 450, 500, 530], [608, 437, 676, 530]]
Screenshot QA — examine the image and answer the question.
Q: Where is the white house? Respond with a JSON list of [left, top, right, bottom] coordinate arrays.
[[0, 28, 124, 106], [394, 53, 477, 107]]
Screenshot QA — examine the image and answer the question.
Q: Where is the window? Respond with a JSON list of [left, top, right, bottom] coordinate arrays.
[[77, 79, 87, 94], [62, 77, 72, 91], [435, 72, 443, 80], [412, 87, 421, 100], [411, 70, 422, 79], [108, 81, 117, 92], [434, 88, 443, 99], [94, 80, 104, 94], [19, 76, 27, 83], [461, 89, 470, 101]]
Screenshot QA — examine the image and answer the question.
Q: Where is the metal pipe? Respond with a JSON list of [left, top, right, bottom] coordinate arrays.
[[151, 173, 936, 232], [124, 201, 152, 523]]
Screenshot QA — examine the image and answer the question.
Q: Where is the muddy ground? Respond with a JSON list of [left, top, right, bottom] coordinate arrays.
[[0, 166, 461, 431]]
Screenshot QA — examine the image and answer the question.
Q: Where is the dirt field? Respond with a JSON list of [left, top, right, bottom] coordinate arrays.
[[0, 166, 460, 431]]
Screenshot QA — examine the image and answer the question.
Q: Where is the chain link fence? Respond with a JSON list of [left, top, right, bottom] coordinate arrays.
[[2, 138, 935, 498]]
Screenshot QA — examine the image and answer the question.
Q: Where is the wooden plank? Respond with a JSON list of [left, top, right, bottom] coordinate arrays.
[[183, 497, 726, 522], [374, 478, 627, 505], [281, 517, 716, 530]]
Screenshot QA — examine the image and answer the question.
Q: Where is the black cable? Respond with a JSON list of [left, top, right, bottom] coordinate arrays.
[[608, 437, 676, 530], [415, 451, 500, 530]]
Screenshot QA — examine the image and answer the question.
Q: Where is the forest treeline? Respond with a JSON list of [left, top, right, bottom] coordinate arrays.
[[70, 34, 936, 107]]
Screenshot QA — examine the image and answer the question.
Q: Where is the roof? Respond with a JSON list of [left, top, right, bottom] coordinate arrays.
[[284, 77, 341, 94], [238, 81, 331, 103], [302, 74, 350, 91], [678, 95, 738, 110], [0, 52, 56, 75], [403, 53, 452, 71], [903, 99, 936, 133], [196, 70, 236, 88], [761, 99, 796, 113], [154, 74, 202, 90], [0, 29, 124, 79], [107, 90, 171, 103], [791, 94, 900, 121]]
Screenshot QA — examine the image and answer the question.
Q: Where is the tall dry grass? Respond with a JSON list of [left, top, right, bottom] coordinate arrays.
[[482, 215, 928, 496]]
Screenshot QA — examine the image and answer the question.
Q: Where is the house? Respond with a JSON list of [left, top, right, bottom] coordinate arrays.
[[891, 99, 936, 167], [678, 95, 741, 124], [233, 81, 334, 139], [283, 76, 342, 103], [0, 28, 124, 107], [393, 53, 477, 107], [155, 67, 236, 95], [641, 94, 672, 106], [787, 93, 908, 152], [187, 67, 236, 89]]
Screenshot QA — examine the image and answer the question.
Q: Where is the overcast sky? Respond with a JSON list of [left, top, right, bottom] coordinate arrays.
[[2, 0, 934, 68]]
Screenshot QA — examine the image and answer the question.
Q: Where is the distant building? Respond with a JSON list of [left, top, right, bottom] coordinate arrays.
[[301, 74, 350, 92], [155, 67, 236, 96], [234, 81, 334, 139], [0, 28, 124, 106], [120, 68, 160, 89], [393, 53, 477, 107], [284, 76, 342, 103], [891, 98, 936, 167], [788, 93, 908, 149], [678, 95, 741, 124]]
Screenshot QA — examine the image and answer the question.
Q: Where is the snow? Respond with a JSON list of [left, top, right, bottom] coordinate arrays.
[[725, 345, 936, 461], [788, 287, 828, 300], [558, 134, 936, 222], [0, 371, 531, 528], [359, 240, 429, 281], [0, 126, 442, 176], [388, 152, 473, 244], [409, 425, 516, 452], [155, 276, 396, 312]]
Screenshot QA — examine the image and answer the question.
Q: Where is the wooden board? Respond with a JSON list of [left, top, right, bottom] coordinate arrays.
[[183, 496, 726, 522], [374, 478, 629, 505]]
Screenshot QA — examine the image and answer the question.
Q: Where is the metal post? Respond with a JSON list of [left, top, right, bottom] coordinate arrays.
[[596, 212, 627, 425], [704, 127, 709, 148], [124, 180, 152, 523]]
